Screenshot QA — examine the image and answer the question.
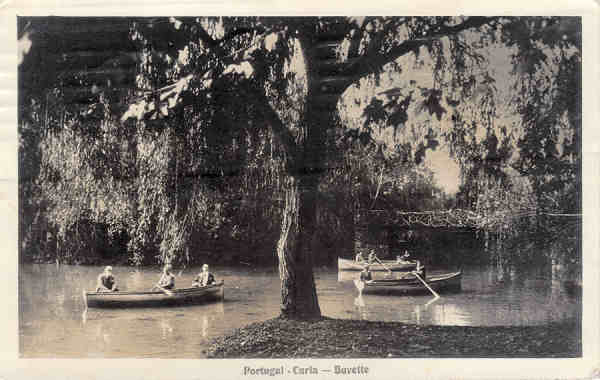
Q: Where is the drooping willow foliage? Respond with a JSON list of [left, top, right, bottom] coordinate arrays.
[[19, 17, 581, 272]]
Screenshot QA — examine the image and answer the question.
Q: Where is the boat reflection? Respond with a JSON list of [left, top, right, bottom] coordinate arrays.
[[353, 292, 470, 326], [422, 302, 471, 326], [80, 301, 225, 355], [160, 319, 173, 339], [354, 295, 365, 308], [95, 323, 111, 348]]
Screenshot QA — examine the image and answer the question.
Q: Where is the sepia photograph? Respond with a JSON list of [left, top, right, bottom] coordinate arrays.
[[13, 10, 593, 373]]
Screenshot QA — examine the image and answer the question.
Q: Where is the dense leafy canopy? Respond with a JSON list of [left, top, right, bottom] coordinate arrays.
[[19, 17, 580, 275]]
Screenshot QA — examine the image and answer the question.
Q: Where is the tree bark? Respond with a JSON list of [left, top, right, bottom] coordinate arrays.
[[274, 32, 330, 320], [277, 173, 321, 319]]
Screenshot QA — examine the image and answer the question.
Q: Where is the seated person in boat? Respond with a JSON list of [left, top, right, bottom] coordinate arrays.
[[368, 250, 377, 264], [192, 264, 216, 287], [359, 265, 372, 282], [156, 264, 176, 290], [96, 266, 118, 292], [396, 251, 411, 264], [355, 252, 365, 262]]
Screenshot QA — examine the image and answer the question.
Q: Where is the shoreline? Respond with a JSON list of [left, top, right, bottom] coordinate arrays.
[[206, 317, 581, 358]]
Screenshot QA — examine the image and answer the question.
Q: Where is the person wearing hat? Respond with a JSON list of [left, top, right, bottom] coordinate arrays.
[[96, 266, 118, 292], [192, 264, 216, 287], [155, 264, 175, 290]]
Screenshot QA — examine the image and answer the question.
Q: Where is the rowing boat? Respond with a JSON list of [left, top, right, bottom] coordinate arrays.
[[338, 257, 418, 271], [83, 281, 224, 308], [354, 271, 462, 295]]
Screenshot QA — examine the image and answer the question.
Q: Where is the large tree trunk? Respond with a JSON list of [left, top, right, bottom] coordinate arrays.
[[277, 173, 321, 319], [274, 30, 340, 319]]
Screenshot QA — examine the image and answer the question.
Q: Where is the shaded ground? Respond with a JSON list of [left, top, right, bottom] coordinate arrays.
[[206, 317, 581, 358]]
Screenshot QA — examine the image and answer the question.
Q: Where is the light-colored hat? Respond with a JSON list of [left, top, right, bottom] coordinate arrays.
[[202, 264, 209, 270], [105, 266, 113, 272]]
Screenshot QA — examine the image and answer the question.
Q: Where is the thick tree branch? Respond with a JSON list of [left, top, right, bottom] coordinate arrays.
[[250, 92, 300, 168], [195, 24, 265, 59], [341, 16, 499, 91]]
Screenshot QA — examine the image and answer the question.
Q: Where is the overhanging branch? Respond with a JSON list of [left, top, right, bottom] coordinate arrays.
[[250, 92, 300, 167], [195, 25, 260, 59], [341, 17, 499, 91]]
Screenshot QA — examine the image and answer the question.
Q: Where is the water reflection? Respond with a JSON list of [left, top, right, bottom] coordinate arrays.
[[20, 264, 580, 358], [201, 315, 209, 338], [79, 302, 226, 357], [160, 319, 173, 339], [354, 296, 365, 308], [353, 296, 367, 320], [338, 270, 411, 283], [428, 303, 471, 326], [94, 323, 111, 350]]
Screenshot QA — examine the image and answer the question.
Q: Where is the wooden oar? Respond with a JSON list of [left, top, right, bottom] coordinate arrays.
[[425, 296, 440, 308], [412, 271, 440, 299], [374, 256, 393, 275], [152, 284, 174, 296]]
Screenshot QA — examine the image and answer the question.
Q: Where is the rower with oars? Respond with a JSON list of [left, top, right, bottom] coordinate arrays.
[[367, 249, 394, 276], [153, 264, 175, 294]]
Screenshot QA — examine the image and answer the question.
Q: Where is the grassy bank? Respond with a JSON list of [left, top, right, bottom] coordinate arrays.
[[206, 317, 581, 358]]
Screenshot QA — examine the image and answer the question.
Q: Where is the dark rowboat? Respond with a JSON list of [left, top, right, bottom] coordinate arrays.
[[355, 271, 462, 295], [338, 257, 418, 272], [84, 281, 224, 308]]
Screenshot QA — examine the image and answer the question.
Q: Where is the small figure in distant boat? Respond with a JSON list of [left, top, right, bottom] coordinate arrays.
[[396, 251, 411, 264], [193, 264, 216, 287], [355, 251, 365, 263], [155, 264, 175, 290], [96, 266, 118, 292], [359, 265, 372, 282]]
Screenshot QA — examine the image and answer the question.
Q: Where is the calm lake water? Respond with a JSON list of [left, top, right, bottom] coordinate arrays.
[[19, 263, 580, 358]]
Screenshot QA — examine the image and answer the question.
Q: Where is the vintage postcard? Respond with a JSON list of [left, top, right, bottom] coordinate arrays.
[[1, 0, 599, 379]]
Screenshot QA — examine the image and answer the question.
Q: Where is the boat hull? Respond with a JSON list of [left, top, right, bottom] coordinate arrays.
[[338, 257, 418, 272], [356, 272, 462, 295], [84, 282, 224, 308]]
